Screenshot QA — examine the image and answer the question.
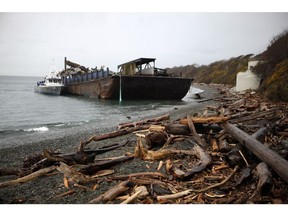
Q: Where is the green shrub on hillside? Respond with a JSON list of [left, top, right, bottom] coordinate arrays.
[[259, 60, 288, 102], [167, 55, 250, 85], [252, 29, 288, 102]]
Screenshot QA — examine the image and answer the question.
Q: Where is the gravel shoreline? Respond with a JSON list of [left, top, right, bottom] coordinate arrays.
[[0, 84, 220, 204]]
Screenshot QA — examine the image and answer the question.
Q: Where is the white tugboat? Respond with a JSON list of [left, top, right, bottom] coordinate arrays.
[[34, 63, 64, 95]]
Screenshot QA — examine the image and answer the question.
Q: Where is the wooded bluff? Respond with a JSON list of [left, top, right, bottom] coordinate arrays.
[[167, 30, 288, 102]]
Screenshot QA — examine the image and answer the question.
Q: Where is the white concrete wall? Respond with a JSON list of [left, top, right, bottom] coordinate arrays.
[[236, 61, 261, 92], [248, 60, 259, 69]]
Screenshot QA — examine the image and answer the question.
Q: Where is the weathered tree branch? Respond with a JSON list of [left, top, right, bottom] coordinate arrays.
[[80, 125, 150, 149], [118, 114, 170, 129], [221, 122, 288, 184], [157, 165, 239, 202], [110, 172, 165, 180], [250, 162, 273, 198], [179, 116, 230, 125], [182, 140, 212, 180], [78, 155, 134, 175], [187, 115, 207, 148], [56, 162, 91, 184], [89, 180, 131, 203], [0, 166, 56, 189]]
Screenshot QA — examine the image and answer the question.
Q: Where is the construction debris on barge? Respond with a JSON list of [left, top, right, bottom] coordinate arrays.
[[60, 57, 193, 100]]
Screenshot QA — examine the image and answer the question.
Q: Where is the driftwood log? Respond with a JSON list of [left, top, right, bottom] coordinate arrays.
[[179, 116, 230, 125], [251, 162, 273, 198], [44, 141, 131, 166], [121, 186, 149, 204], [165, 123, 222, 136], [221, 122, 288, 184], [229, 109, 281, 124], [251, 127, 268, 143], [182, 140, 212, 180], [145, 131, 168, 149], [118, 114, 170, 129], [121, 190, 142, 204], [56, 162, 91, 184], [80, 125, 150, 149], [89, 180, 131, 203], [78, 155, 134, 175], [0, 166, 56, 189], [186, 115, 208, 148], [165, 124, 190, 135], [77, 141, 130, 156], [211, 139, 219, 152], [110, 172, 165, 181], [157, 165, 239, 202], [0, 168, 20, 177]]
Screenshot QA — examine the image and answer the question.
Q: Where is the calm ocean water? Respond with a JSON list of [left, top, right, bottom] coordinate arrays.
[[0, 75, 200, 148]]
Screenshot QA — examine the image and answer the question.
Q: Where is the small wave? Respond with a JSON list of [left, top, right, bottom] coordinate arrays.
[[67, 121, 90, 126], [189, 87, 204, 94], [68, 122, 84, 126], [0, 121, 90, 137], [54, 123, 66, 127], [23, 126, 49, 132], [48, 121, 88, 128]]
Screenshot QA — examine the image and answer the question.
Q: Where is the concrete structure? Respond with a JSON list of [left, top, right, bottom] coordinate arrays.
[[236, 60, 261, 92]]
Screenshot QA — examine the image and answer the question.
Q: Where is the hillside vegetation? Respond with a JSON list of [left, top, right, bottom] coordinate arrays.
[[253, 30, 288, 102], [167, 54, 253, 86], [167, 30, 288, 101]]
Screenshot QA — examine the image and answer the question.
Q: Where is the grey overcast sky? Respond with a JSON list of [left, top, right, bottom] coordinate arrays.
[[0, 12, 288, 76]]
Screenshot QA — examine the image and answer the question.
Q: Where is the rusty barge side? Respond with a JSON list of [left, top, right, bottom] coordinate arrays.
[[63, 75, 193, 100], [63, 76, 118, 99]]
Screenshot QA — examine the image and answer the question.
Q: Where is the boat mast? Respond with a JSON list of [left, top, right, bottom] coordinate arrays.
[[49, 59, 58, 77], [64, 57, 67, 71]]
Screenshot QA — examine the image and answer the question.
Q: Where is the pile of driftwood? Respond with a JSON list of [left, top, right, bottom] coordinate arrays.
[[1, 87, 288, 204]]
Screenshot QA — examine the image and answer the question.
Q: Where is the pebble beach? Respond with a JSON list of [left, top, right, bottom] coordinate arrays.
[[0, 84, 220, 204]]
